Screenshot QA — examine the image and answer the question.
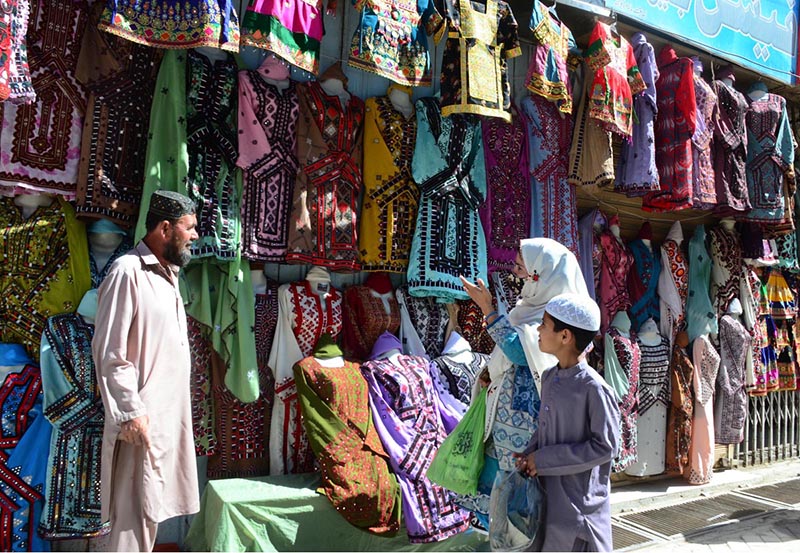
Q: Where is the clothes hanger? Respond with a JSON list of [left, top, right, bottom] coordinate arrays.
[[548, 0, 558, 17]]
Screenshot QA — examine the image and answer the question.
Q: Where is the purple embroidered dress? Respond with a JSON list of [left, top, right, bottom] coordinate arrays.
[[712, 73, 750, 216], [479, 105, 530, 272], [361, 346, 469, 543], [237, 57, 299, 262], [617, 32, 659, 196], [522, 93, 577, 256], [691, 60, 719, 210]]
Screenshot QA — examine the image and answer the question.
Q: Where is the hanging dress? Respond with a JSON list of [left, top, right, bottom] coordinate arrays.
[[628, 239, 661, 332], [625, 335, 670, 477], [715, 315, 750, 444], [658, 222, 689, 346], [341, 285, 401, 362], [665, 339, 694, 475], [396, 286, 450, 358], [99, 0, 239, 51], [709, 224, 744, 318], [617, 32, 659, 196], [691, 70, 719, 209], [437, 0, 521, 122], [712, 77, 751, 216], [480, 104, 530, 272], [686, 335, 720, 485], [359, 90, 419, 272], [6, 0, 34, 105], [642, 46, 696, 212], [286, 72, 364, 271], [604, 327, 641, 472], [407, 97, 488, 302], [685, 225, 718, 342], [598, 228, 633, 333], [237, 58, 299, 263], [584, 22, 645, 138]]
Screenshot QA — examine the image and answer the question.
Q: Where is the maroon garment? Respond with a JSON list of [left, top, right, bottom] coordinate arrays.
[[598, 229, 634, 333], [479, 105, 530, 273], [642, 46, 696, 212], [342, 285, 401, 362], [712, 79, 751, 215]]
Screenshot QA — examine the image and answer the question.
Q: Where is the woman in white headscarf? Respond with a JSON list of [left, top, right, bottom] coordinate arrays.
[[457, 237, 589, 530]]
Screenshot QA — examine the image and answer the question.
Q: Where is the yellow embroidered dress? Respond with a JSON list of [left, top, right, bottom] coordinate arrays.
[[358, 85, 419, 272], [438, 0, 521, 122]]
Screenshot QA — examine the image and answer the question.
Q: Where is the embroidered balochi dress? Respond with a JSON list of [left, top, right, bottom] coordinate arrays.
[[237, 56, 299, 263], [524, 0, 579, 114], [522, 93, 578, 256], [186, 318, 217, 456], [361, 351, 469, 542], [687, 335, 720, 485], [604, 324, 641, 472], [628, 238, 661, 332], [268, 273, 342, 474], [430, 332, 489, 405], [137, 50, 259, 405], [480, 104, 530, 272], [715, 315, 751, 444], [0, 198, 91, 359], [598, 227, 633, 333], [341, 285, 401, 362], [396, 286, 450, 358], [99, 0, 239, 51], [658, 222, 689, 346], [617, 32, 659, 196], [685, 225, 718, 342], [584, 22, 645, 139], [359, 88, 419, 272], [625, 332, 671, 477], [294, 355, 401, 535], [286, 68, 364, 271], [642, 46, 697, 212], [348, 0, 443, 86], [75, 5, 163, 229], [744, 91, 796, 232], [437, 0, 521, 122], [709, 224, 743, 318], [712, 75, 751, 215], [5, 0, 35, 105], [691, 66, 719, 210], [665, 335, 694, 475], [241, 0, 331, 74], [207, 283, 278, 478], [407, 98, 488, 302], [38, 313, 108, 538], [0, 0, 91, 197]]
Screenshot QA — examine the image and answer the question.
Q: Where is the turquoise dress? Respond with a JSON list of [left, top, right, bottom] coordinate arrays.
[[685, 225, 718, 341], [407, 98, 488, 302]]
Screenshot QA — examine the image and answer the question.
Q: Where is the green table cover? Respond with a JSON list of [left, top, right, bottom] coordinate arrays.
[[185, 473, 489, 552]]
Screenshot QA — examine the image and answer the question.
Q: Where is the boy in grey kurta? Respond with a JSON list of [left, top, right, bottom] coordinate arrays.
[[516, 293, 620, 552]]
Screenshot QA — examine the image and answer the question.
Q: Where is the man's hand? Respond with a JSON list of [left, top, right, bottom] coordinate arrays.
[[513, 451, 537, 477], [119, 415, 151, 449]]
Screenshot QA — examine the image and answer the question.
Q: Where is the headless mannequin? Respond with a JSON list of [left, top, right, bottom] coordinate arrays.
[[13, 193, 54, 220], [610, 310, 632, 337], [720, 217, 736, 233], [251, 269, 268, 296], [610, 222, 623, 245], [388, 86, 413, 119], [375, 347, 402, 365], [77, 289, 98, 325], [748, 84, 767, 102], [313, 334, 344, 368], [89, 232, 124, 274], [306, 266, 332, 310], [638, 318, 662, 346], [441, 331, 474, 365], [721, 76, 734, 88], [364, 272, 394, 315], [260, 54, 290, 92], [371, 331, 404, 364], [727, 298, 743, 320], [320, 77, 350, 109]]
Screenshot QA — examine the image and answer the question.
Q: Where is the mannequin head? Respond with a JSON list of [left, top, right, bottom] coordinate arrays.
[[388, 84, 413, 118], [637, 221, 653, 247], [77, 289, 98, 324], [719, 217, 736, 232], [727, 298, 743, 317], [718, 65, 736, 88], [88, 219, 127, 250], [14, 193, 54, 219], [251, 268, 267, 295], [747, 81, 768, 101], [609, 214, 622, 241], [610, 310, 632, 333], [319, 62, 350, 107], [691, 55, 703, 77]]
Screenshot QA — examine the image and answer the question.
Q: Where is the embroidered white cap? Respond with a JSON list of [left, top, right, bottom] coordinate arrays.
[[544, 293, 601, 332]]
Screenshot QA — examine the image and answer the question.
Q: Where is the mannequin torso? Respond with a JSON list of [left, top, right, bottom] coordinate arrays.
[[389, 87, 413, 119], [721, 77, 734, 88], [196, 46, 228, 63], [251, 269, 268, 296]]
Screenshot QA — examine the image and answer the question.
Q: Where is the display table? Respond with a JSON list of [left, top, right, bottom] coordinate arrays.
[[184, 472, 488, 552]]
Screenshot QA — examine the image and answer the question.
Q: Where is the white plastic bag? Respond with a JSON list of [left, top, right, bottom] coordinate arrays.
[[488, 470, 545, 551]]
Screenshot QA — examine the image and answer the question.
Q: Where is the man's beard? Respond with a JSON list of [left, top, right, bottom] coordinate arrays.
[[164, 238, 192, 267]]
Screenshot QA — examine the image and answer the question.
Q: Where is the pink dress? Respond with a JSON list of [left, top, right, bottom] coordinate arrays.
[[598, 228, 633, 333], [687, 335, 720, 485]]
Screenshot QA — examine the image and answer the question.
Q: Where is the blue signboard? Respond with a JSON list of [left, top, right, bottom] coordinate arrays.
[[604, 0, 798, 84]]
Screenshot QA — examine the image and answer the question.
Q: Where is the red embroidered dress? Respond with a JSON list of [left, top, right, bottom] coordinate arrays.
[[287, 72, 365, 271], [643, 46, 697, 212], [585, 22, 645, 139], [342, 285, 401, 362]]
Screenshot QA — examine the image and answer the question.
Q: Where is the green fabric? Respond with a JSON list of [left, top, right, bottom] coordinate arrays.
[[312, 333, 343, 359], [135, 50, 188, 243], [180, 255, 260, 403], [242, 11, 321, 52], [603, 332, 630, 402], [426, 387, 487, 495], [185, 473, 488, 552]]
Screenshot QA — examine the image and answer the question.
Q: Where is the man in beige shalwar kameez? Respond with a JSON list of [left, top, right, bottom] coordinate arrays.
[[93, 191, 200, 552]]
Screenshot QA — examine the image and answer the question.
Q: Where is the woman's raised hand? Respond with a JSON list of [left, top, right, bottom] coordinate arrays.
[[459, 275, 494, 315]]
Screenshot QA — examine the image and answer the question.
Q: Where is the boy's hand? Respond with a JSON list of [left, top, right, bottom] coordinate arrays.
[[513, 451, 537, 477]]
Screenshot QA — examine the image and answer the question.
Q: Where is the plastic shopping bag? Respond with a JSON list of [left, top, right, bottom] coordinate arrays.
[[489, 470, 546, 551], [426, 388, 487, 495]]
